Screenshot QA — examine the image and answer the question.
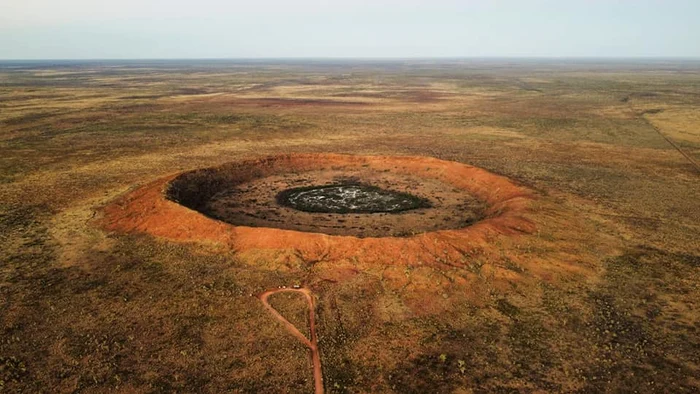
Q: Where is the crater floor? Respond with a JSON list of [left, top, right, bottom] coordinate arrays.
[[204, 169, 484, 237]]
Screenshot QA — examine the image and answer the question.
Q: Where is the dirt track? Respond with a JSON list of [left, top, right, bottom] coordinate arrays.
[[259, 288, 324, 394]]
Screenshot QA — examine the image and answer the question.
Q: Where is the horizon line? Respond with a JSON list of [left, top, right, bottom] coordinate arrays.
[[2, 56, 700, 62]]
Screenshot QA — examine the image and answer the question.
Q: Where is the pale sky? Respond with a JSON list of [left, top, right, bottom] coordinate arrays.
[[0, 0, 698, 59]]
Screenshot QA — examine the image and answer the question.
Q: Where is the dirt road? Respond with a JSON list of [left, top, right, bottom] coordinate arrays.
[[259, 288, 324, 394]]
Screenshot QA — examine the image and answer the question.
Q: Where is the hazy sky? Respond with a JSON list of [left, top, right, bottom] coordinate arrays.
[[1, 0, 698, 59]]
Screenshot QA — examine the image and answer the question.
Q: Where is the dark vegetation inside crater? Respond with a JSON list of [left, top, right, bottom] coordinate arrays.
[[276, 183, 432, 214]]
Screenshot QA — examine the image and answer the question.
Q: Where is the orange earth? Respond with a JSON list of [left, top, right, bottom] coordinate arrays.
[[101, 154, 535, 265], [100, 153, 610, 310]]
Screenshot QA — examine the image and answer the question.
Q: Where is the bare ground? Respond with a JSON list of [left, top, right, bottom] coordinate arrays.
[[1, 60, 699, 393]]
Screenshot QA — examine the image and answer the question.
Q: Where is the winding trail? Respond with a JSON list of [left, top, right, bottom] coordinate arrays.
[[259, 288, 324, 394]]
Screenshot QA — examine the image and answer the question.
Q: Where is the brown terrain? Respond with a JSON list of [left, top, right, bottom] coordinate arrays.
[[1, 59, 699, 393]]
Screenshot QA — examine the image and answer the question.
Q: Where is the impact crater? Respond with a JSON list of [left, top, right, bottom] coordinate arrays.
[[102, 154, 536, 265]]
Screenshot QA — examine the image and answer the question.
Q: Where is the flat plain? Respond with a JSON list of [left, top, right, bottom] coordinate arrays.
[[1, 59, 699, 392]]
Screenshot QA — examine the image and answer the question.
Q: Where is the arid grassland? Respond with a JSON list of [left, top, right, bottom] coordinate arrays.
[[1, 59, 699, 393]]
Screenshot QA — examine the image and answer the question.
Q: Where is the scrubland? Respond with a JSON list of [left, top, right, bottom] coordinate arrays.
[[1, 60, 699, 392]]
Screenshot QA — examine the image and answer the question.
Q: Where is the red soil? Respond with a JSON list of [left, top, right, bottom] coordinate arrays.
[[100, 154, 536, 267]]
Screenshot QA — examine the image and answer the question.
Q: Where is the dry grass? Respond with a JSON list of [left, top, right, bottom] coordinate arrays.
[[1, 60, 699, 392]]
